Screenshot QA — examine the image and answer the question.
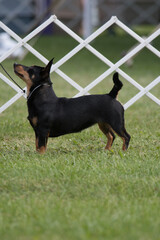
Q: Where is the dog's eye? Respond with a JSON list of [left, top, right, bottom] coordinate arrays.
[[28, 69, 34, 76]]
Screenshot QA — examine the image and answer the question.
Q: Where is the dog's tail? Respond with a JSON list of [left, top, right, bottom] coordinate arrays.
[[108, 72, 123, 99]]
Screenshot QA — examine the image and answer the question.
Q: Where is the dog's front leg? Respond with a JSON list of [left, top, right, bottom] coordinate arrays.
[[35, 133, 48, 154]]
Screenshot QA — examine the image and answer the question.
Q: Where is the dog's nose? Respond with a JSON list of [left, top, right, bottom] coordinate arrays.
[[14, 63, 22, 70], [14, 63, 17, 68]]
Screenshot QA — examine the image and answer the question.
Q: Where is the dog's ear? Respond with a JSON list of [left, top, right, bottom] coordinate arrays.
[[45, 58, 54, 73], [41, 58, 54, 77]]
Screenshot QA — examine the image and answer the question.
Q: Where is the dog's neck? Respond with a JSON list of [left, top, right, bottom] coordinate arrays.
[[27, 83, 52, 102]]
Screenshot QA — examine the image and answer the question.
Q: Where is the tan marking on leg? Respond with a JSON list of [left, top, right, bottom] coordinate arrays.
[[36, 134, 49, 153], [121, 137, 126, 151], [37, 146, 46, 154], [105, 132, 114, 150], [98, 123, 113, 151]]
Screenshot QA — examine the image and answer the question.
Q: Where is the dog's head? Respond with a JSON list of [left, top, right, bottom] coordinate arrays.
[[14, 59, 53, 90]]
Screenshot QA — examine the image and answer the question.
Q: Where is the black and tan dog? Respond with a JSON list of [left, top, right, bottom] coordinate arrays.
[[14, 59, 130, 154]]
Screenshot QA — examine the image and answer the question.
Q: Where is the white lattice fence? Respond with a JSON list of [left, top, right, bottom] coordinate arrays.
[[0, 15, 160, 114]]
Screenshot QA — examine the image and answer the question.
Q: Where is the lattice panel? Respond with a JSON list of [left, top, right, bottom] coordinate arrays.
[[0, 15, 159, 114]]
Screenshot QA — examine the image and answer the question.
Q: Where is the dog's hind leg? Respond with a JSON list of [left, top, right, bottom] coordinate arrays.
[[112, 125, 130, 151], [121, 128, 131, 151], [98, 123, 115, 150], [35, 132, 39, 151]]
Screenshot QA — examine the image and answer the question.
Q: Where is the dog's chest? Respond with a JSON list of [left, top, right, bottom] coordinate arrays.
[[27, 115, 38, 128]]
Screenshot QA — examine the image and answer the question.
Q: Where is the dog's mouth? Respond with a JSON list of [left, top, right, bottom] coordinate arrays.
[[13, 64, 33, 92], [14, 70, 24, 78], [14, 63, 25, 79]]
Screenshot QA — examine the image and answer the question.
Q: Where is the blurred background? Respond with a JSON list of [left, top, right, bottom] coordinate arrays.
[[0, 0, 159, 37]]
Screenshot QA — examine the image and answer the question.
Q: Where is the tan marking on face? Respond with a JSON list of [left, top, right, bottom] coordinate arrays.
[[32, 74, 35, 79], [14, 65, 33, 95]]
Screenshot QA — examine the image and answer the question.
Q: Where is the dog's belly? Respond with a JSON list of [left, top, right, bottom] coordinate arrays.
[[49, 120, 96, 137]]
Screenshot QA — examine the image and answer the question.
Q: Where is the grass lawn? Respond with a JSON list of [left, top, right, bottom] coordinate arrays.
[[0, 30, 160, 240]]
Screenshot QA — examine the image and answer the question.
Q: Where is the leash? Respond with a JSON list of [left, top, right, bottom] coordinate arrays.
[[0, 63, 25, 93]]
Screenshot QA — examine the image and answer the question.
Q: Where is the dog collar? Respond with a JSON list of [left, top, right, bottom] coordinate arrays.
[[27, 83, 52, 102]]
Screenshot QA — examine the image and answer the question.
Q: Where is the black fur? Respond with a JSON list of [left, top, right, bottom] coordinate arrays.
[[14, 59, 130, 153]]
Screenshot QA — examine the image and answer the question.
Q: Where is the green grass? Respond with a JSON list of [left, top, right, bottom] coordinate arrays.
[[0, 32, 160, 240]]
